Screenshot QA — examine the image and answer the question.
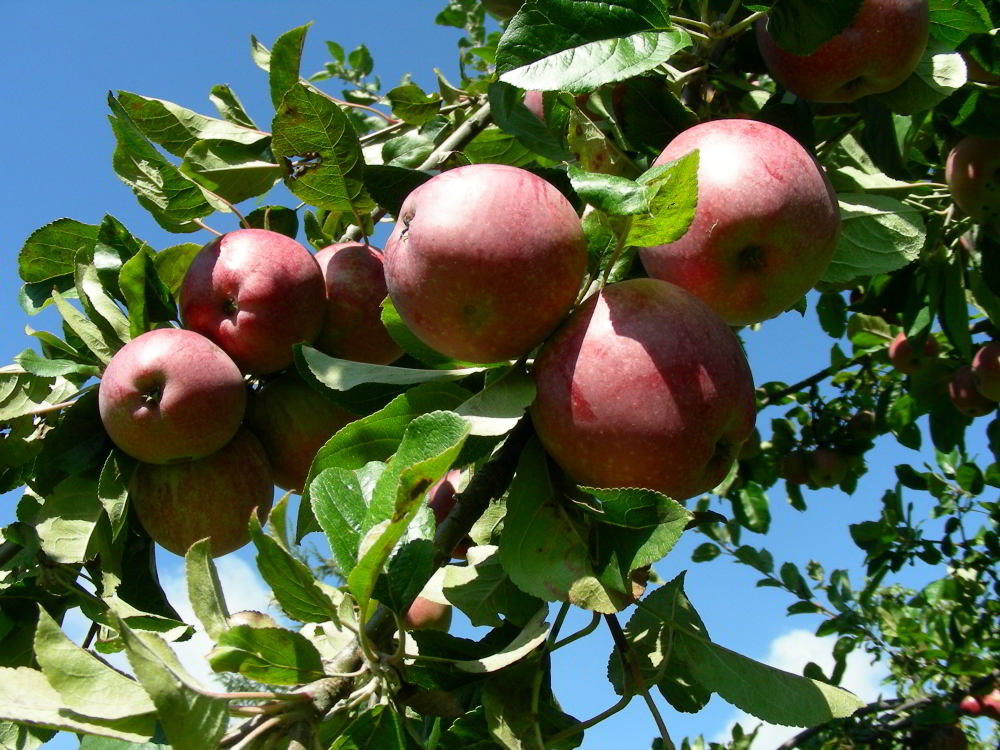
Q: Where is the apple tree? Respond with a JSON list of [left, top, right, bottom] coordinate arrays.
[[2, 0, 999, 748]]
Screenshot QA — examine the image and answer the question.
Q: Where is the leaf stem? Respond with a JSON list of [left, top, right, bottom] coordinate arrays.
[[670, 15, 712, 32], [551, 612, 601, 651], [544, 693, 631, 746], [547, 602, 572, 647], [717, 10, 766, 39]]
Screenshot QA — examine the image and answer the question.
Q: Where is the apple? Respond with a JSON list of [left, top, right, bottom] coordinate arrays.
[[403, 596, 452, 632], [482, 0, 523, 19], [888, 331, 939, 374], [312, 242, 402, 365], [847, 409, 878, 442], [638, 119, 840, 326], [530, 278, 756, 501], [523, 90, 544, 121], [924, 725, 968, 750], [179, 228, 327, 375], [948, 366, 996, 418], [981, 688, 1000, 719], [244, 372, 357, 492], [780, 451, 811, 484], [946, 136, 1000, 231], [98, 328, 246, 464], [129, 428, 274, 557], [958, 694, 981, 716], [971, 341, 1000, 401], [755, 0, 930, 103], [426, 469, 471, 558], [384, 163, 587, 363], [807, 448, 849, 488], [228, 610, 279, 629]]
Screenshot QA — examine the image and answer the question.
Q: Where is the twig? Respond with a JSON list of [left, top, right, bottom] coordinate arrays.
[[230, 715, 284, 750], [605, 614, 675, 750], [757, 352, 876, 410]]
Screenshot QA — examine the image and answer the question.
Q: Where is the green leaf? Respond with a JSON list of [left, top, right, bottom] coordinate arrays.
[[607, 573, 712, 713], [568, 168, 652, 216], [107, 94, 214, 232], [248, 516, 339, 624], [179, 140, 283, 204], [625, 152, 699, 246], [329, 706, 409, 750], [50, 289, 116, 364], [347, 411, 470, 614], [573, 486, 691, 529], [464, 127, 535, 168], [455, 365, 537, 436], [928, 0, 992, 48], [114, 617, 228, 750], [363, 165, 432, 218], [821, 194, 926, 284], [0, 667, 154, 743], [763, 0, 864, 55], [482, 660, 581, 750], [876, 43, 967, 114], [816, 292, 848, 339], [442, 545, 544, 627], [454, 607, 550, 673], [496, 0, 677, 93], [386, 83, 442, 125], [119, 248, 177, 338], [152, 244, 199, 297], [692, 543, 721, 562], [271, 82, 376, 213], [487, 82, 571, 162], [732, 483, 772, 534], [566, 109, 636, 177], [269, 24, 311, 109], [74, 259, 131, 348], [939, 251, 972, 359], [13, 350, 99, 378], [779, 562, 813, 600], [98, 449, 134, 539], [209, 84, 258, 128], [209, 625, 325, 685], [115, 91, 268, 157], [310, 467, 370, 578], [297, 381, 471, 540], [18, 218, 98, 284], [379, 297, 474, 369], [34, 475, 103, 564], [246, 205, 300, 237], [499, 439, 625, 613], [185, 539, 230, 643]]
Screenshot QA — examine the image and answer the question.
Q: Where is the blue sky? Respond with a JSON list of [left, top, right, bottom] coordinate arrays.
[[0, 2, 978, 748]]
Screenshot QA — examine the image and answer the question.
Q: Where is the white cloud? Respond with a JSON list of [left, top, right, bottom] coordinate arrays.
[[712, 628, 891, 748]]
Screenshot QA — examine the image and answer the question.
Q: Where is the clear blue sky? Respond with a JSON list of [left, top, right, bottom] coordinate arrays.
[[0, 3, 977, 748]]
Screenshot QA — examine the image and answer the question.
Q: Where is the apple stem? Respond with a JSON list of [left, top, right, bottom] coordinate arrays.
[[194, 219, 222, 237]]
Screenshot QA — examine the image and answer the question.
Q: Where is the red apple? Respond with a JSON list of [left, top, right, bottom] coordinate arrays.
[[981, 688, 1000, 719], [807, 448, 849, 488], [179, 228, 327, 375], [780, 451, 811, 484], [129, 428, 274, 557], [958, 695, 981, 716], [244, 373, 357, 492], [946, 136, 1000, 231], [948, 366, 996, 418], [971, 341, 1000, 401], [530, 278, 756, 501], [756, 0, 930, 103], [98, 328, 246, 464], [426, 469, 471, 558], [384, 164, 587, 363], [888, 331, 939, 374], [312, 242, 402, 365], [523, 90, 544, 120], [403, 596, 452, 632], [638, 119, 840, 326]]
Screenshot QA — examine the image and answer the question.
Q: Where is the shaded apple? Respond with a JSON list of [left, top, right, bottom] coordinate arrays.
[[638, 119, 840, 325], [426, 469, 471, 558], [244, 372, 357, 492], [780, 451, 811, 484], [948, 366, 996, 418], [924, 725, 968, 750], [756, 0, 930, 103], [971, 341, 1000, 401], [129, 428, 274, 557], [403, 596, 452, 632], [847, 409, 878, 442], [180, 228, 327, 375], [807, 448, 849, 488], [312, 242, 402, 365], [888, 331, 939, 374], [946, 136, 1000, 231], [530, 278, 756, 501], [99, 328, 246, 464], [384, 164, 587, 363], [482, 0, 523, 19]]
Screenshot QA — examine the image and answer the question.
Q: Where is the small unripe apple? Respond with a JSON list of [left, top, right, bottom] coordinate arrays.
[[847, 409, 878, 442], [530, 278, 756, 501], [946, 136, 1000, 231], [780, 451, 811, 484], [638, 119, 840, 326], [971, 342, 1000, 401], [180, 228, 327, 375], [807, 448, 849, 488], [958, 694, 981, 716], [244, 373, 357, 492], [312, 242, 402, 365], [755, 0, 930, 103], [129, 428, 274, 557], [948, 366, 996, 418], [384, 164, 587, 363], [888, 331, 939, 374], [403, 596, 452, 632], [99, 328, 246, 464]]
